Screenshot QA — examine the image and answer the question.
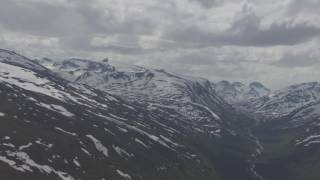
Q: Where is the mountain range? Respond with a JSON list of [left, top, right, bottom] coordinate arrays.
[[0, 49, 320, 180]]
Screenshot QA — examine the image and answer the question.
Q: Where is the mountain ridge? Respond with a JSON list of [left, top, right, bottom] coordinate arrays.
[[213, 80, 270, 105], [242, 81, 320, 120]]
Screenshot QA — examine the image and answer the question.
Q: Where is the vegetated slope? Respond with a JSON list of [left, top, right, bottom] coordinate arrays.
[[0, 50, 259, 180]]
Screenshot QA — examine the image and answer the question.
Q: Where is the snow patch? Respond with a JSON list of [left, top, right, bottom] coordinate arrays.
[[134, 138, 150, 148], [55, 127, 77, 136], [1, 150, 75, 180], [19, 143, 33, 151], [48, 104, 74, 117], [86, 135, 109, 157], [112, 145, 134, 158], [116, 169, 132, 180], [73, 157, 81, 167]]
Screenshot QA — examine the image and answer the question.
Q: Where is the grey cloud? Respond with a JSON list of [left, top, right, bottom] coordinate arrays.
[[0, 0, 72, 36], [173, 51, 217, 65], [189, 0, 223, 8], [271, 53, 320, 68], [0, 0, 116, 37], [170, 49, 256, 66], [59, 36, 96, 51], [59, 35, 146, 55], [286, 0, 320, 15], [0, 0, 156, 37], [0, 0, 157, 54], [166, 3, 320, 48], [230, 20, 320, 46]]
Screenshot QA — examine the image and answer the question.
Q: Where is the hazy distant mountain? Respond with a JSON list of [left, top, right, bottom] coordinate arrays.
[[213, 81, 270, 104], [243, 82, 320, 119]]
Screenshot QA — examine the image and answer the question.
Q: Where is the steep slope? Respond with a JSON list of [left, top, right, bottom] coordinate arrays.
[[0, 50, 260, 180], [243, 82, 320, 120], [213, 81, 270, 104], [252, 100, 320, 180], [0, 49, 47, 72]]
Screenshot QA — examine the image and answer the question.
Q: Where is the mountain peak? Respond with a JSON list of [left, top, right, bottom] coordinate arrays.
[[214, 80, 270, 104], [250, 82, 264, 88], [232, 81, 245, 87], [288, 81, 319, 90], [102, 57, 109, 63]]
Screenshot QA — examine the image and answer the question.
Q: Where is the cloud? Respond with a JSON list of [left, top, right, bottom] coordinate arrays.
[[166, 2, 320, 48], [0, 0, 100, 37], [271, 52, 320, 68], [189, 0, 223, 8], [286, 0, 320, 15], [0, 0, 157, 53]]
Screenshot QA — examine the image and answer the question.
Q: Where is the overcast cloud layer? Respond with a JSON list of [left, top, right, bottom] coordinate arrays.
[[0, 0, 319, 89]]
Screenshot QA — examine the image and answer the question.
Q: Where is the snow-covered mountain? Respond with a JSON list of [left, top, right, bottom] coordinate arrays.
[[243, 82, 320, 119], [38, 58, 237, 133], [213, 81, 270, 104], [0, 50, 260, 180]]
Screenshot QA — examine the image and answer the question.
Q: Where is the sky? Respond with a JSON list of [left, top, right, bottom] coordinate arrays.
[[0, 0, 319, 89]]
